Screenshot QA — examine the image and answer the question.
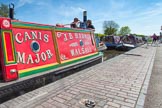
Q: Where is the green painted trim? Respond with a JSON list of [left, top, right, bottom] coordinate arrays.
[[59, 52, 100, 67], [12, 32, 17, 63], [19, 52, 103, 78], [54, 27, 91, 32], [11, 21, 92, 33], [12, 21, 53, 30], [1, 30, 7, 64], [1, 30, 17, 65], [19, 64, 59, 77]]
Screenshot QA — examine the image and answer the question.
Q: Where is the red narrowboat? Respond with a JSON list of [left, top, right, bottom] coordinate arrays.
[[0, 17, 103, 82]]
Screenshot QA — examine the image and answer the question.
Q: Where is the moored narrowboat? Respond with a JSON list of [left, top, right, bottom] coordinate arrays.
[[104, 35, 120, 50], [116, 35, 137, 51], [0, 17, 103, 82]]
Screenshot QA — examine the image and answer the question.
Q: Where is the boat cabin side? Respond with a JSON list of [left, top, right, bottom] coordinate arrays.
[[0, 17, 102, 82]]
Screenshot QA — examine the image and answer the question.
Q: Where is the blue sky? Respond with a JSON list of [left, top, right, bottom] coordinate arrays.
[[1, 0, 162, 35]]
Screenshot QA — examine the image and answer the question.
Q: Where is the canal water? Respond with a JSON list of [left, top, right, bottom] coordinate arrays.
[[103, 50, 126, 61]]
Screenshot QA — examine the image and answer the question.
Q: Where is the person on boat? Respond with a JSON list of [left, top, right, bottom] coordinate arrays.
[[86, 19, 95, 31], [70, 17, 80, 28], [56, 23, 64, 27]]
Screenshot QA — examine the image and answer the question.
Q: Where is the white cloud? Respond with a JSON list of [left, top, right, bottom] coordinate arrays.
[[58, 5, 86, 17], [137, 2, 162, 18], [14, 0, 162, 35], [16, 0, 34, 8], [127, 2, 162, 35], [94, 1, 162, 35], [109, 0, 126, 10]]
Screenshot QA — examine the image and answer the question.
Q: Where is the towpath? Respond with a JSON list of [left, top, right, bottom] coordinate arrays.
[[0, 44, 159, 108], [144, 45, 162, 108]]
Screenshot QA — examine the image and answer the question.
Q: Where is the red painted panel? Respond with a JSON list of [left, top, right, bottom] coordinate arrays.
[[12, 28, 57, 70], [3, 64, 18, 81], [0, 18, 11, 29], [55, 31, 97, 62], [4, 32, 14, 61]]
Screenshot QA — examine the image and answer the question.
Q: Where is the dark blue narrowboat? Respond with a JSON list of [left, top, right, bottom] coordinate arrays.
[[104, 36, 121, 50]]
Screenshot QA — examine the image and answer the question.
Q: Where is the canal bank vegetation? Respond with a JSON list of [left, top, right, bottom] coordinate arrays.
[[0, 3, 9, 17], [95, 20, 148, 51], [103, 20, 144, 37], [95, 20, 146, 40]]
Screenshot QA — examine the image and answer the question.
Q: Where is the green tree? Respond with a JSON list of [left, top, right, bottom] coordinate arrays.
[[95, 33, 105, 37], [95, 33, 105, 41], [119, 26, 131, 36], [103, 20, 119, 35], [135, 34, 145, 37], [0, 3, 9, 17]]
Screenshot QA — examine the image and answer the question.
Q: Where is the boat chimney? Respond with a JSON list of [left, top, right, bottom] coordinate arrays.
[[9, 3, 14, 19], [83, 11, 87, 23]]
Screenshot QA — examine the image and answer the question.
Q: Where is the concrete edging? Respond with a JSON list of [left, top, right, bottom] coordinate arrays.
[[135, 47, 157, 108]]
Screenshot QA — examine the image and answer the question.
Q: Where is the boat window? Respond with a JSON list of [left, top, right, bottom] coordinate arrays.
[[105, 36, 113, 43], [122, 36, 132, 44], [114, 36, 120, 44]]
